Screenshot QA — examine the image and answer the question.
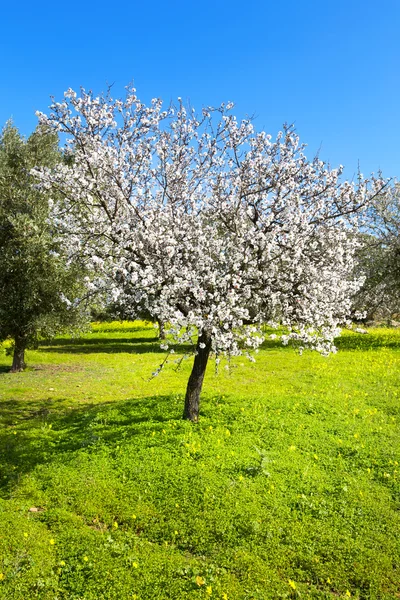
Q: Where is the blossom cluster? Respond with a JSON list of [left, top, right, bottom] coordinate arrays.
[[33, 86, 385, 358]]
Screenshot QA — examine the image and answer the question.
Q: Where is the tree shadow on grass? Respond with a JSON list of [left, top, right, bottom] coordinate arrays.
[[0, 394, 183, 498], [335, 332, 400, 351], [260, 332, 400, 352], [37, 331, 400, 356], [259, 338, 292, 351], [92, 323, 154, 333], [38, 336, 190, 355]]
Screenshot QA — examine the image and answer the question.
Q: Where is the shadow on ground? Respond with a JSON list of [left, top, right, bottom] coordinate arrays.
[[8, 330, 399, 362], [41, 336, 287, 355], [335, 332, 400, 351], [262, 331, 400, 352], [0, 394, 183, 497], [38, 336, 191, 355], [92, 323, 154, 333]]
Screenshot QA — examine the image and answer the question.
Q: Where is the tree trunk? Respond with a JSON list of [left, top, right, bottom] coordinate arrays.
[[183, 330, 212, 422], [10, 336, 27, 372], [157, 318, 166, 340]]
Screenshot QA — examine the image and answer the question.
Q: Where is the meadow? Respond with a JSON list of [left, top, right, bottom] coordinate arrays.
[[0, 322, 399, 600]]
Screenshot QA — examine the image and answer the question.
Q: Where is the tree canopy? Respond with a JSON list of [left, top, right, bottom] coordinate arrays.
[[354, 185, 400, 321], [0, 122, 89, 371]]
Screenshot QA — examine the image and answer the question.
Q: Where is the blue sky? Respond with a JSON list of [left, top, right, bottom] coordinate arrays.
[[2, 0, 399, 180]]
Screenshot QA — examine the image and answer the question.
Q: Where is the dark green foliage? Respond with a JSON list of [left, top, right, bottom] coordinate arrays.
[[0, 122, 88, 370], [354, 188, 400, 321]]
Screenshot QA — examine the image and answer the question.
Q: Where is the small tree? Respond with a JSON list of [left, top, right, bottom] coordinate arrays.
[[35, 88, 384, 419], [353, 184, 400, 321], [0, 122, 89, 371]]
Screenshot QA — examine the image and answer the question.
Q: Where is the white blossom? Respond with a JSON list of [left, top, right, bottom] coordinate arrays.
[[33, 86, 385, 366]]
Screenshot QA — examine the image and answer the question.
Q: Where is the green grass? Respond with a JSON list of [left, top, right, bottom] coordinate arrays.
[[0, 323, 399, 600]]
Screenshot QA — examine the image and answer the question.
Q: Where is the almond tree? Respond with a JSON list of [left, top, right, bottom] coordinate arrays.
[[34, 87, 384, 420]]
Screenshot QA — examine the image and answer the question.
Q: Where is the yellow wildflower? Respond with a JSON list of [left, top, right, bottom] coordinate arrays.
[[206, 585, 212, 596], [288, 579, 296, 589], [49, 539, 55, 545], [195, 575, 205, 586]]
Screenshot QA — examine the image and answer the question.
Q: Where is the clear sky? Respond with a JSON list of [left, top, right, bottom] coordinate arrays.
[[2, 0, 399, 180]]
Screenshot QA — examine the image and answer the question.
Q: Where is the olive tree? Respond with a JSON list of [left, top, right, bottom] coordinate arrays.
[[0, 122, 89, 371], [353, 184, 400, 321]]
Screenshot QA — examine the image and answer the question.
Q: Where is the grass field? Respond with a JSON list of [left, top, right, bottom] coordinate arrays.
[[0, 322, 399, 600]]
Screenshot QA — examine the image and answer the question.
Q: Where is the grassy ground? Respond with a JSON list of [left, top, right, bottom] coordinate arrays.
[[0, 322, 399, 600]]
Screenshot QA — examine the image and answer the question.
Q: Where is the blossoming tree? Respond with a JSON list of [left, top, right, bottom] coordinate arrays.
[[34, 87, 384, 421]]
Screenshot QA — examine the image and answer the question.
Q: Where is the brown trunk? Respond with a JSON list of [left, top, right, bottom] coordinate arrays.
[[157, 318, 166, 340], [183, 330, 212, 422], [10, 336, 27, 372]]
